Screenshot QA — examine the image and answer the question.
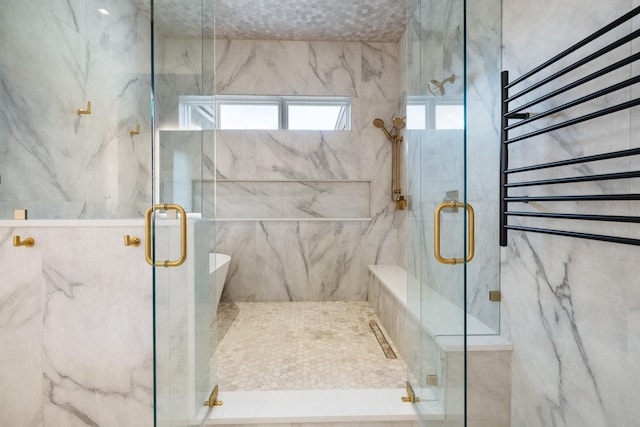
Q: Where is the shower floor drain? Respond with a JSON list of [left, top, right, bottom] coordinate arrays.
[[369, 321, 397, 359]]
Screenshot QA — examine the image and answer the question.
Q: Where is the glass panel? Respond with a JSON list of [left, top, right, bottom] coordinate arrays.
[[406, 0, 502, 424], [406, 0, 467, 424], [465, 0, 502, 334], [152, 1, 216, 426]]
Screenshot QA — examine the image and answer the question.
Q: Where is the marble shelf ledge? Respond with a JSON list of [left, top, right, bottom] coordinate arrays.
[[200, 388, 443, 425], [368, 264, 512, 352], [0, 219, 145, 227]]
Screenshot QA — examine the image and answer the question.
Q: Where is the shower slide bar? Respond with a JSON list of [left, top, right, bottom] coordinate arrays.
[[500, 5, 640, 247]]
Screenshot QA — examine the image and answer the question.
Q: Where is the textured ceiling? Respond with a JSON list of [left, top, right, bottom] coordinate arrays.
[[132, 0, 405, 42]]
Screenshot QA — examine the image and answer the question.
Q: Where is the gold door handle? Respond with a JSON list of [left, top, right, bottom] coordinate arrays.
[[144, 204, 187, 267], [434, 201, 475, 265]]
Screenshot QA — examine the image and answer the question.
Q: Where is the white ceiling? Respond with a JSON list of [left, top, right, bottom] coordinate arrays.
[[133, 0, 406, 42]]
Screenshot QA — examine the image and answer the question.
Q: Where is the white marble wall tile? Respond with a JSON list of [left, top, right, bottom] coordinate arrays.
[[359, 127, 392, 205], [1, 0, 152, 220], [215, 39, 257, 94], [214, 222, 258, 302], [361, 209, 404, 266], [255, 222, 309, 301], [352, 97, 399, 144], [627, 305, 640, 425], [465, 200, 500, 332], [308, 42, 360, 96], [155, 73, 203, 129], [216, 181, 284, 218], [205, 37, 403, 302], [41, 227, 153, 426], [256, 41, 310, 95], [34, 0, 86, 34], [502, 232, 634, 427], [502, 2, 638, 426], [215, 131, 259, 179], [307, 131, 362, 180], [305, 221, 367, 300], [466, 351, 511, 427], [162, 37, 205, 80], [159, 130, 205, 211], [0, 0, 87, 209], [0, 228, 43, 426], [361, 43, 400, 99], [367, 274, 407, 358], [283, 182, 370, 219], [255, 131, 313, 180], [86, 0, 144, 67]]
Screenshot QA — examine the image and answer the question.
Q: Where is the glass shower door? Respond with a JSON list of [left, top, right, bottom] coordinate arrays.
[[151, 0, 217, 426], [406, 0, 468, 424]]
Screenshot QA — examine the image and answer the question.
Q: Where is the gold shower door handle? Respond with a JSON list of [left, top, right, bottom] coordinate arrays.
[[144, 204, 187, 267], [434, 201, 475, 265]]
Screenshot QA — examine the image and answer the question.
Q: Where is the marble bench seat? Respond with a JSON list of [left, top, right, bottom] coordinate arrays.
[[367, 264, 512, 427], [367, 264, 512, 354]]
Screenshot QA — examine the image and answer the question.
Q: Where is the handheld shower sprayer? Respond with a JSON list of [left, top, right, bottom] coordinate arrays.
[[372, 116, 408, 211], [373, 118, 393, 141], [428, 74, 456, 96]]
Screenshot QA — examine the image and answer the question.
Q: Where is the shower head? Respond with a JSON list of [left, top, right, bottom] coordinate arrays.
[[428, 74, 456, 96], [373, 118, 393, 140]]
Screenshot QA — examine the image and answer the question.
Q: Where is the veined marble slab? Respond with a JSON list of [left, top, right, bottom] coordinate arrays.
[[368, 265, 507, 342]]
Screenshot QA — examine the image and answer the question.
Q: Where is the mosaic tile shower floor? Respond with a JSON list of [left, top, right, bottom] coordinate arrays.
[[216, 301, 406, 391]]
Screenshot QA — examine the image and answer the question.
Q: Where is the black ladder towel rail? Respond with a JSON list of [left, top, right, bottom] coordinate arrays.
[[500, 6, 640, 247]]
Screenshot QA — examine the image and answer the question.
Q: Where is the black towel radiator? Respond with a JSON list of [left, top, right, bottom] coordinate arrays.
[[500, 6, 640, 246]]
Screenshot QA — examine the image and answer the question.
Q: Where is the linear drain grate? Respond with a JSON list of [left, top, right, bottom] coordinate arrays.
[[369, 321, 397, 359]]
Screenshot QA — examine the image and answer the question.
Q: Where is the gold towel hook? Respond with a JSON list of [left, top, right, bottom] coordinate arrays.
[[13, 235, 35, 247], [129, 124, 141, 136], [124, 235, 140, 247], [77, 101, 91, 116]]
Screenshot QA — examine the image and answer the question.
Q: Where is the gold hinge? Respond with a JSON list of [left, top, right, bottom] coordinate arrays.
[[401, 381, 420, 403], [426, 375, 439, 387], [203, 384, 224, 408], [489, 290, 502, 302]]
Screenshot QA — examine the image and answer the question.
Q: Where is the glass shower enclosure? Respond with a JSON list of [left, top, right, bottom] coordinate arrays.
[[151, 0, 217, 426], [405, 0, 502, 424]]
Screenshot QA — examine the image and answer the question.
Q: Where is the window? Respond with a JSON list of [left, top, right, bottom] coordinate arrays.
[[179, 95, 351, 130], [219, 100, 279, 130], [407, 96, 464, 130]]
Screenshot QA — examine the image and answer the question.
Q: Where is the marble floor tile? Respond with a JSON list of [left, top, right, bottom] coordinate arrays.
[[216, 301, 406, 391]]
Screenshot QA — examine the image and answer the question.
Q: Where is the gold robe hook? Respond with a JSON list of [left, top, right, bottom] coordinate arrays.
[[77, 101, 91, 115], [13, 235, 35, 247], [129, 124, 141, 136]]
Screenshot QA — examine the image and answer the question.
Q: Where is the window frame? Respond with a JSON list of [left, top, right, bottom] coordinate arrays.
[[407, 96, 464, 130], [179, 95, 351, 130]]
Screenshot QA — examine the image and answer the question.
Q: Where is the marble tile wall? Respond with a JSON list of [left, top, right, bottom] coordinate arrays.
[[0, 221, 211, 426], [196, 38, 405, 301], [0, 224, 154, 426], [501, 1, 640, 426], [0, 0, 153, 220]]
